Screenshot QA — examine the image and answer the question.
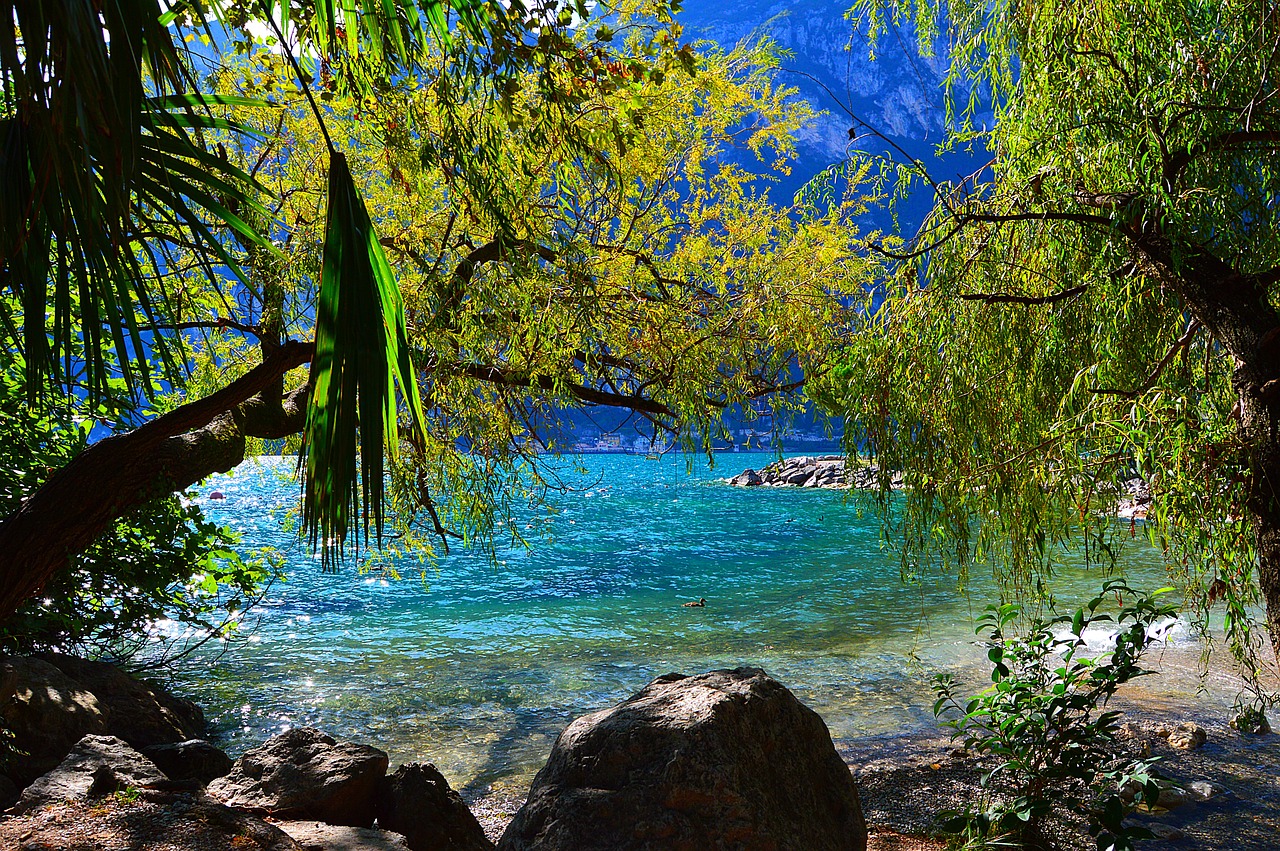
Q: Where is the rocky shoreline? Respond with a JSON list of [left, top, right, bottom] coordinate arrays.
[[726, 456, 1157, 521], [725, 455, 903, 490], [3, 654, 1277, 850]]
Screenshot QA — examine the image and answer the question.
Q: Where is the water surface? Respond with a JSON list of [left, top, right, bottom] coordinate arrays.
[[178, 453, 1237, 791]]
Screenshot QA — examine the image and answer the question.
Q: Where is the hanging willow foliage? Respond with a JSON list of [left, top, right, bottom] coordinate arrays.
[[302, 151, 425, 567]]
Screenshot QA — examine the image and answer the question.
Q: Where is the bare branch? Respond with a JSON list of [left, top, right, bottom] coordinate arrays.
[[957, 284, 1089, 306], [1091, 320, 1203, 398]]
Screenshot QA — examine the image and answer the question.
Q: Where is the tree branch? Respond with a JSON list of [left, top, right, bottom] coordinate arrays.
[[0, 339, 314, 623], [456, 363, 675, 418], [1165, 130, 1280, 179], [1091, 320, 1203, 398], [957, 284, 1089, 306]]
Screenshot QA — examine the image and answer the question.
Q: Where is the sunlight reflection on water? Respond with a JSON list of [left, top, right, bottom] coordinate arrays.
[[171, 454, 1248, 792]]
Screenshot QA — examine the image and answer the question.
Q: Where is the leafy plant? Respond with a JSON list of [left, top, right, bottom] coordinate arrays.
[[932, 581, 1176, 850], [0, 348, 278, 664]]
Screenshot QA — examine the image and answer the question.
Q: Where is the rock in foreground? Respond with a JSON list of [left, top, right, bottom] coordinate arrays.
[[498, 667, 866, 851], [142, 738, 234, 784], [0, 653, 203, 788], [12, 734, 169, 814], [377, 762, 495, 851], [207, 727, 389, 827]]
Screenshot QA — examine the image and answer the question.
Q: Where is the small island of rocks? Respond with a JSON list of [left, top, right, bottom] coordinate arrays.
[[726, 455, 903, 490]]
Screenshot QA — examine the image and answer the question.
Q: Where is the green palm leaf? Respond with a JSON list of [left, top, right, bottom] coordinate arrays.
[[302, 151, 425, 566]]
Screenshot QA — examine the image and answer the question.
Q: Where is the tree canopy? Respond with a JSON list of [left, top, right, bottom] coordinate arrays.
[[0, 0, 862, 620], [822, 0, 1280, 673]]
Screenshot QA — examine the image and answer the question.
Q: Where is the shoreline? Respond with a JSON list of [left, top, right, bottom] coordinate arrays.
[[464, 700, 1280, 849], [457, 643, 1280, 846]]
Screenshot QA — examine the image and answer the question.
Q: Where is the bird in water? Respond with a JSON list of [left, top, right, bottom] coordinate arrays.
[[682, 598, 706, 608]]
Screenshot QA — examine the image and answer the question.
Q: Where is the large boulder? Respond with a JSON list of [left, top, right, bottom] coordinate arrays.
[[0, 653, 204, 788], [142, 738, 234, 784], [11, 734, 169, 814], [376, 763, 495, 851], [0, 656, 109, 786], [497, 667, 866, 851], [208, 727, 389, 827], [36, 652, 204, 744]]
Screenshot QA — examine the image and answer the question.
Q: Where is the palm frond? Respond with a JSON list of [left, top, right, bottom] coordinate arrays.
[[301, 151, 425, 568], [0, 0, 282, 401]]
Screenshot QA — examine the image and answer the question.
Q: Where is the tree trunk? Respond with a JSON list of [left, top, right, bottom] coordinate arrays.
[[0, 341, 312, 623], [1135, 231, 1280, 662], [1239, 370, 1280, 663]]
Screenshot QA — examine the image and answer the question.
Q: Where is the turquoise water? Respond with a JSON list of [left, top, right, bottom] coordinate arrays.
[[176, 453, 1218, 791]]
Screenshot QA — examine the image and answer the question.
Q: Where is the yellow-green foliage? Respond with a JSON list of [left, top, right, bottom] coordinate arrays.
[[172, 2, 866, 568], [824, 0, 1278, 671]]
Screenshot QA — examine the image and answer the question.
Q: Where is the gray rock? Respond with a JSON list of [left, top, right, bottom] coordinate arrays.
[[1154, 785, 1193, 810], [142, 738, 233, 784], [280, 820, 411, 850], [376, 763, 494, 851], [11, 734, 168, 814], [1187, 780, 1227, 801], [208, 727, 389, 827], [497, 667, 866, 851], [728, 469, 762, 487], [1148, 822, 1187, 840], [35, 653, 204, 746], [0, 656, 110, 786], [0, 654, 203, 788]]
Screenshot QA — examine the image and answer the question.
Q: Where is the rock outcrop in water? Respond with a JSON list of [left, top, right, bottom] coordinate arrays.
[[727, 455, 902, 490], [497, 667, 867, 851]]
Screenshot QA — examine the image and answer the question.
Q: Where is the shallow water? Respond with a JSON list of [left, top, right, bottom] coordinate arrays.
[[175, 453, 1242, 792]]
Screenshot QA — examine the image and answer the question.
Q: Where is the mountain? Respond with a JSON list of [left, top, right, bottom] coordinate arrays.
[[557, 2, 987, 448], [676, 0, 986, 223]]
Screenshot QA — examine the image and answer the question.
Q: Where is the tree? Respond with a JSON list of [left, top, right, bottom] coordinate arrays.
[[0, 1, 860, 618], [0, 0, 669, 617], [0, 345, 276, 662], [188, 29, 861, 559], [819, 0, 1280, 669]]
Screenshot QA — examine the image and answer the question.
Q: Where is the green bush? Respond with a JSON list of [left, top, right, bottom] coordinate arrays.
[[932, 581, 1177, 851], [0, 353, 277, 664]]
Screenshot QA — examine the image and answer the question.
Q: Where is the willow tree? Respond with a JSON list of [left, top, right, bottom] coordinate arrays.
[[818, 0, 1280, 668], [175, 22, 864, 562], [1, 0, 863, 615]]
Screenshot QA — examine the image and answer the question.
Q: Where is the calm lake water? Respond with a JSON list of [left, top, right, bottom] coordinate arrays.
[[175, 453, 1242, 792]]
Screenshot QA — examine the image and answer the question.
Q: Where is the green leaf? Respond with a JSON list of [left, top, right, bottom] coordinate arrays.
[[301, 151, 426, 568]]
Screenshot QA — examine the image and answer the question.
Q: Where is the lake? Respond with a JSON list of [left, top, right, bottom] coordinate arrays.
[[174, 453, 1240, 793]]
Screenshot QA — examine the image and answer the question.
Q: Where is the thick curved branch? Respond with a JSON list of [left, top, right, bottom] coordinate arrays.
[[0, 340, 314, 623], [457, 363, 675, 418], [1091, 320, 1203, 398], [868, 209, 1118, 261], [957, 284, 1089, 306], [1165, 130, 1280, 180]]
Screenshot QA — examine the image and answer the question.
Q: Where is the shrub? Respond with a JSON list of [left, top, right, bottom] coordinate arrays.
[[0, 352, 277, 664], [932, 580, 1176, 851]]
